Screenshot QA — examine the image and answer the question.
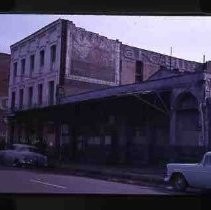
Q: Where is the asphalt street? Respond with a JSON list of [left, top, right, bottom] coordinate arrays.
[[0, 167, 177, 194]]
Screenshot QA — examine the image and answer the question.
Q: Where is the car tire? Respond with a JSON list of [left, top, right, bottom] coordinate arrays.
[[13, 159, 22, 167], [172, 174, 187, 192], [0, 156, 4, 165]]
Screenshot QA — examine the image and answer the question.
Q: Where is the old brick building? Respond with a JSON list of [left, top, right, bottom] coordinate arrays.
[[0, 53, 10, 146], [7, 19, 210, 165]]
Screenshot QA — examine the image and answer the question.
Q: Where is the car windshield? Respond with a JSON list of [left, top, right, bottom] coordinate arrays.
[[204, 155, 211, 166], [6, 145, 40, 153], [28, 147, 40, 153]]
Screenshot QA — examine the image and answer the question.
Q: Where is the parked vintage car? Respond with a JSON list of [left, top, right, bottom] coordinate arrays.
[[165, 152, 211, 191], [0, 144, 48, 168]]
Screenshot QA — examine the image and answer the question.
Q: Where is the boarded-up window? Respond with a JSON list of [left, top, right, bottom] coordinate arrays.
[[105, 135, 111, 145], [88, 136, 101, 145], [135, 61, 143, 82]]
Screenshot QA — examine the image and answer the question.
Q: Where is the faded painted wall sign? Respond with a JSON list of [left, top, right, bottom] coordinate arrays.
[[70, 27, 118, 82], [122, 45, 201, 71]]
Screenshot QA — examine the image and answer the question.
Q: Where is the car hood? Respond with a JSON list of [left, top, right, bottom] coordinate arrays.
[[167, 163, 198, 170]]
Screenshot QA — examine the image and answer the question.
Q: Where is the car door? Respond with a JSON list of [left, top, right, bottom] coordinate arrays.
[[199, 155, 211, 189], [183, 164, 204, 188]]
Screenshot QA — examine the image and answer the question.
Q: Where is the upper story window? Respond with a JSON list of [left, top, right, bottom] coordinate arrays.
[[38, 83, 43, 105], [28, 87, 33, 107], [135, 61, 143, 83], [19, 89, 24, 109], [11, 91, 16, 110], [48, 81, 55, 105], [50, 45, 56, 63], [21, 59, 25, 75], [40, 50, 45, 67], [13, 62, 17, 78], [30, 54, 35, 73]]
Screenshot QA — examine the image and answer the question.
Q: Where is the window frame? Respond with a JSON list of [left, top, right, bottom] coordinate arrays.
[[19, 89, 24, 109], [13, 62, 17, 78], [40, 49, 45, 67], [28, 86, 33, 107], [11, 91, 16, 109], [30, 54, 35, 73], [50, 44, 56, 63], [38, 83, 43, 105], [21, 58, 26, 75]]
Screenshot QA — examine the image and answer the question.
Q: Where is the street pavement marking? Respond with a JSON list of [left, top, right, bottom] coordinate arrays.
[[30, 179, 67, 189]]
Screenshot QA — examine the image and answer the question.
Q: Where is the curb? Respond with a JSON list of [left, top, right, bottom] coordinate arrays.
[[39, 166, 166, 187], [0, 164, 165, 187]]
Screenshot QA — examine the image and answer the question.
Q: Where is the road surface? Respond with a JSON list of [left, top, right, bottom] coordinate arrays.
[[0, 167, 176, 194]]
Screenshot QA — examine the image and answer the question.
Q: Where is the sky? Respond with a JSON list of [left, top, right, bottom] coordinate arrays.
[[0, 15, 211, 62]]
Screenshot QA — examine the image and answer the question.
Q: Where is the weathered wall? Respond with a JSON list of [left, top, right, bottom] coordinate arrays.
[[0, 53, 10, 96], [9, 19, 63, 110], [120, 59, 136, 84], [0, 53, 10, 142], [121, 44, 202, 84], [66, 23, 120, 83], [63, 79, 109, 96]]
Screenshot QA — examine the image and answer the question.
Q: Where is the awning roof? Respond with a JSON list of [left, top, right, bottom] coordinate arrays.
[[61, 71, 204, 105]]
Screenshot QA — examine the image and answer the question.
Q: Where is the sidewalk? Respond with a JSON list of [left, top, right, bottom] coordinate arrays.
[[43, 162, 166, 187]]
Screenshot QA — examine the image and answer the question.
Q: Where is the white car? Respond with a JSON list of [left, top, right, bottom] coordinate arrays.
[[0, 144, 48, 168], [165, 151, 211, 191]]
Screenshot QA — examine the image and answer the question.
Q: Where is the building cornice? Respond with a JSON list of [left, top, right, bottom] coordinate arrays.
[[10, 19, 64, 50]]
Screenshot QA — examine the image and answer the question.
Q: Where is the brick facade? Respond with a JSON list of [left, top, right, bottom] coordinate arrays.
[[0, 53, 10, 145]]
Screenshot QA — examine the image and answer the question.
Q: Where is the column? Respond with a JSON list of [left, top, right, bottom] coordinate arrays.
[[169, 109, 176, 145], [54, 121, 61, 159], [6, 118, 15, 145], [69, 124, 77, 161], [117, 117, 132, 165], [146, 117, 154, 164]]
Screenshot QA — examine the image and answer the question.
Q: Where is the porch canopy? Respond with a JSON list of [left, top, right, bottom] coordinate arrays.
[[12, 71, 205, 119]]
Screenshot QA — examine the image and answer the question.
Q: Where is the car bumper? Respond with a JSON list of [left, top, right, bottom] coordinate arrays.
[[164, 176, 170, 183], [20, 158, 48, 167], [20, 159, 34, 165]]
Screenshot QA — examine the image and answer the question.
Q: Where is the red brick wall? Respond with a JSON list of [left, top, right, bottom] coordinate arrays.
[[64, 79, 110, 96], [120, 44, 202, 85], [120, 59, 136, 84], [0, 53, 10, 97], [70, 27, 118, 82]]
